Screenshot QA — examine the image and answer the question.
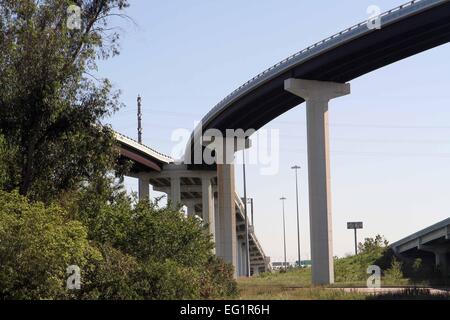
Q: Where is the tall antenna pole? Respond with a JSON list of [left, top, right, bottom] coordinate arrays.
[[137, 95, 142, 144]]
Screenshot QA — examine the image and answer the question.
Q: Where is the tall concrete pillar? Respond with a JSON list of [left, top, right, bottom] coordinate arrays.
[[214, 195, 221, 256], [202, 176, 215, 241], [170, 176, 181, 208], [418, 244, 449, 278], [217, 163, 237, 277], [237, 240, 243, 277], [435, 251, 448, 277], [285, 78, 350, 285], [138, 173, 150, 201], [241, 241, 248, 277]]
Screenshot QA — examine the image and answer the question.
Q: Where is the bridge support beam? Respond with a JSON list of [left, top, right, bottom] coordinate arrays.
[[285, 78, 350, 285], [170, 176, 181, 208], [202, 176, 216, 247], [214, 196, 221, 256], [138, 173, 150, 201], [217, 163, 237, 277], [418, 243, 449, 278], [436, 252, 448, 277]]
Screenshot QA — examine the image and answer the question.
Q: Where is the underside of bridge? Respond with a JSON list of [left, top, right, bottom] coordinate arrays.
[[145, 164, 271, 277], [183, 0, 450, 285], [118, 0, 450, 284], [116, 132, 270, 277], [391, 218, 450, 279]]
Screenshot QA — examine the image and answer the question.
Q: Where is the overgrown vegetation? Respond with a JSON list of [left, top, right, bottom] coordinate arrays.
[[0, 189, 238, 300], [334, 235, 405, 285], [0, 0, 238, 300], [239, 235, 448, 300]]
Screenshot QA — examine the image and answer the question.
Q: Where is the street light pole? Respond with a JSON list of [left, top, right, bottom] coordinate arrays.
[[291, 165, 301, 268], [242, 151, 250, 277], [280, 196, 287, 271], [137, 95, 143, 144], [248, 198, 254, 227]]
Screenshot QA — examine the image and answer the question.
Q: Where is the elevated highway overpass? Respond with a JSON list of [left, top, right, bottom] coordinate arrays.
[[182, 0, 450, 285], [115, 131, 270, 276], [391, 218, 450, 277]]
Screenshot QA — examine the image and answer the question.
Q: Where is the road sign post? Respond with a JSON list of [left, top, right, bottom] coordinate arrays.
[[347, 222, 363, 255]]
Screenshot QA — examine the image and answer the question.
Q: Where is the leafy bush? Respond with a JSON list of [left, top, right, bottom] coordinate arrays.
[[358, 234, 389, 254], [200, 257, 238, 299], [0, 191, 101, 300], [0, 186, 238, 300], [384, 258, 405, 284], [335, 235, 396, 284]]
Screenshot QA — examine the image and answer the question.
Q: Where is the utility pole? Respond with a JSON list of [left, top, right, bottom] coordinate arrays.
[[291, 165, 302, 268], [242, 151, 250, 277], [248, 198, 254, 227], [137, 95, 142, 144], [280, 196, 287, 271]]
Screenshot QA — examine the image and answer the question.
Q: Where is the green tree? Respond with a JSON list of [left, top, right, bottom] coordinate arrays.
[[0, 135, 8, 187], [0, 0, 129, 201], [358, 234, 389, 255], [67, 181, 237, 300], [0, 188, 238, 300], [0, 190, 102, 300], [335, 235, 392, 283], [384, 257, 406, 284]]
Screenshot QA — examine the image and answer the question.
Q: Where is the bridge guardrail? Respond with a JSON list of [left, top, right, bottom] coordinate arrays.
[[197, 0, 443, 132]]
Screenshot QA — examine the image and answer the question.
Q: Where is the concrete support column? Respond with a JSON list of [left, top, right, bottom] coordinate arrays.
[[242, 241, 248, 277], [217, 163, 237, 277], [285, 78, 350, 285], [435, 251, 448, 277], [214, 196, 221, 256], [418, 243, 449, 278], [237, 240, 243, 277], [138, 173, 150, 201], [170, 176, 181, 208], [202, 176, 215, 241]]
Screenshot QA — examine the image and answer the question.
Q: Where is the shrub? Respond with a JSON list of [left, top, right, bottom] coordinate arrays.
[[0, 191, 101, 300], [384, 258, 405, 284], [335, 235, 394, 284], [74, 187, 237, 300], [132, 259, 202, 300], [200, 257, 238, 299], [0, 179, 238, 300]]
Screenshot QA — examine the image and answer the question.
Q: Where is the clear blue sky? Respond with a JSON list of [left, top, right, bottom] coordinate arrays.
[[100, 0, 450, 262]]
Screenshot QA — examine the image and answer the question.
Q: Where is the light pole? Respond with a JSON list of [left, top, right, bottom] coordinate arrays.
[[247, 198, 254, 227], [280, 196, 287, 271], [137, 95, 143, 144], [291, 165, 302, 268], [242, 151, 250, 277]]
